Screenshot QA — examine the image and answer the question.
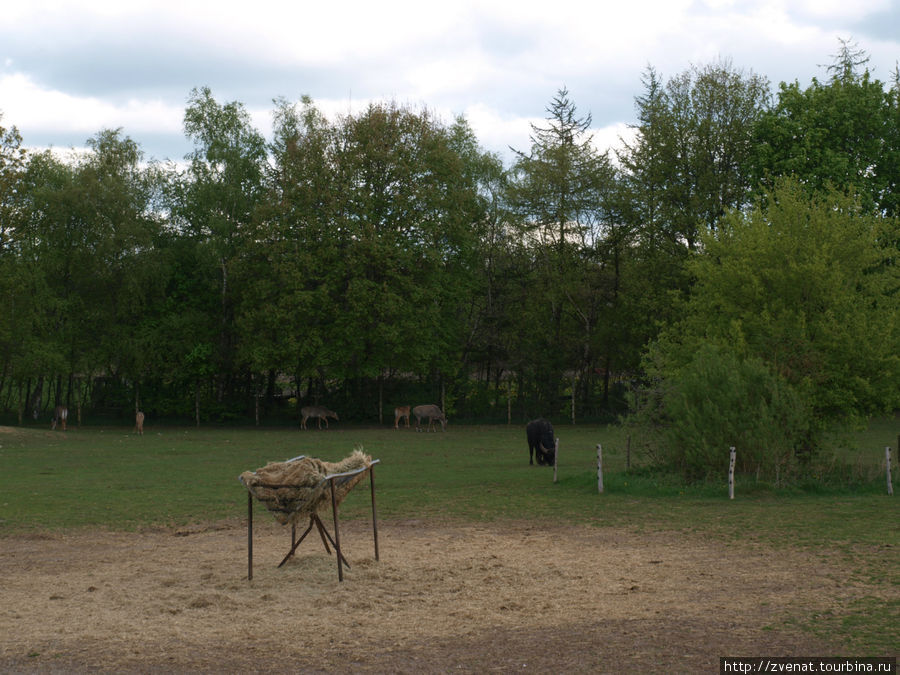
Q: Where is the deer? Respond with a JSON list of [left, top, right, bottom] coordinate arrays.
[[393, 405, 411, 429], [300, 406, 339, 430], [51, 405, 68, 431], [413, 404, 447, 432], [135, 411, 145, 435]]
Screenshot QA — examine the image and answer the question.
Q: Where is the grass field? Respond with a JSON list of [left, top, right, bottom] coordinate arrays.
[[1, 419, 895, 532], [1, 419, 897, 658]]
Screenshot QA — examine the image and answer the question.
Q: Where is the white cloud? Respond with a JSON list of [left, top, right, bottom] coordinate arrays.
[[460, 103, 538, 158], [406, 51, 494, 99], [2, 0, 897, 163], [792, 0, 892, 20], [592, 122, 636, 159], [1, 73, 183, 148]]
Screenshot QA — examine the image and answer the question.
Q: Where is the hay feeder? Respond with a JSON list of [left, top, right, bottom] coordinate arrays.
[[239, 449, 380, 582]]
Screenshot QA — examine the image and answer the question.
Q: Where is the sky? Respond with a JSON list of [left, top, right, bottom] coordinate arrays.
[[2, 0, 899, 166]]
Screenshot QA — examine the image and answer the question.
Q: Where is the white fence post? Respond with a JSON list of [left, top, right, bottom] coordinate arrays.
[[728, 447, 736, 500], [553, 438, 559, 484], [597, 444, 604, 494], [886, 447, 894, 496]]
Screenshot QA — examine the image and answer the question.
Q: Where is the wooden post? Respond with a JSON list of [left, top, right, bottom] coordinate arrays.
[[553, 438, 559, 483], [571, 376, 576, 426], [886, 447, 894, 497], [378, 376, 384, 426], [728, 447, 736, 500], [597, 444, 604, 493]]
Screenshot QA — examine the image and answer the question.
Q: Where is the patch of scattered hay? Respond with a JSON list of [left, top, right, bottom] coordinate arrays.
[[0, 519, 859, 672]]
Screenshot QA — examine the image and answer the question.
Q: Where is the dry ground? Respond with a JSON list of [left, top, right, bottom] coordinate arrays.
[[0, 517, 864, 673]]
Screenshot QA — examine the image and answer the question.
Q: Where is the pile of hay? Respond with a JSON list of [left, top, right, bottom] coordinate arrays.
[[239, 448, 373, 526]]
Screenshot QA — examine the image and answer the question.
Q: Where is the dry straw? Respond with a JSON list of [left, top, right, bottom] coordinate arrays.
[[239, 448, 373, 526]]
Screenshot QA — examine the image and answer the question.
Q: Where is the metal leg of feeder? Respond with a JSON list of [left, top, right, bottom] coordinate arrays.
[[330, 478, 343, 582], [370, 465, 379, 561], [309, 514, 350, 567], [247, 492, 253, 581], [313, 514, 331, 554], [278, 518, 316, 568]]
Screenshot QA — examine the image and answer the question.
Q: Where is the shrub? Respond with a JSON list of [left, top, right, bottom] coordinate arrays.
[[633, 343, 818, 482]]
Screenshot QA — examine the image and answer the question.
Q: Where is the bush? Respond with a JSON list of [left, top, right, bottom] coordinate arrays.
[[633, 343, 818, 482]]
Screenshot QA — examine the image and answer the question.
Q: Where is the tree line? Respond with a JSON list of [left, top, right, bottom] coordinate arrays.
[[1, 44, 898, 467]]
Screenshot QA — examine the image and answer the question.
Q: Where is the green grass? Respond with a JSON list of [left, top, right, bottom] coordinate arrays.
[[1, 420, 897, 653], [0, 422, 895, 536]]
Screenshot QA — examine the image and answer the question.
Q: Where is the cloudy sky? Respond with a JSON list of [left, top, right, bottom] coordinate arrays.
[[2, 0, 898, 165]]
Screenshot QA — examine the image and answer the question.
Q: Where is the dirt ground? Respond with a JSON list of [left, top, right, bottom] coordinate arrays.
[[0, 517, 861, 673]]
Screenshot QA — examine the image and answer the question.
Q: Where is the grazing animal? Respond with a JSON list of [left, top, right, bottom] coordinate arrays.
[[300, 406, 339, 430], [413, 404, 446, 432], [393, 405, 411, 429], [135, 411, 145, 435], [51, 405, 68, 431], [526, 418, 556, 466]]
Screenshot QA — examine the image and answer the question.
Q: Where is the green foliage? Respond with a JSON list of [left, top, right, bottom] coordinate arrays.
[[506, 88, 622, 414], [617, 60, 770, 251], [2, 44, 898, 433], [690, 179, 900, 419], [638, 343, 816, 481], [0, 117, 30, 390], [234, 99, 491, 401], [3, 130, 166, 417], [751, 43, 899, 216], [632, 178, 900, 480], [611, 60, 772, 417]]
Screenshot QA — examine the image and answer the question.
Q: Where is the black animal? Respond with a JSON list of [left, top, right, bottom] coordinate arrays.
[[526, 418, 556, 466]]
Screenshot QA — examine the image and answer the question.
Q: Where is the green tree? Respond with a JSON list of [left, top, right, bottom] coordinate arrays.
[[688, 180, 899, 419], [619, 61, 770, 252], [232, 96, 332, 416], [323, 103, 488, 415], [751, 41, 897, 216], [634, 343, 815, 481], [168, 87, 267, 417], [0, 115, 26, 253], [452, 129, 517, 417], [636, 179, 900, 477], [234, 99, 491, 420], [77, 130, 166, 405], [507, 88, 617, 415], [7, 129, 163, 419], [614, 62, 771, 415], [0, 116, 32, 416], [885, 65, 900, 218]]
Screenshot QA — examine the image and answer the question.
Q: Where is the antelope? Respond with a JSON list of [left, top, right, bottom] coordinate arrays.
[[135, 411, 145, 435], [300, 406, 339, 430], [413, 404, 447, 432], [393, 405, 411, 429], [51, 405, 68, 431]]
